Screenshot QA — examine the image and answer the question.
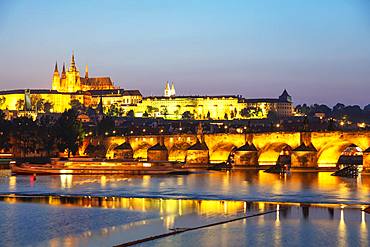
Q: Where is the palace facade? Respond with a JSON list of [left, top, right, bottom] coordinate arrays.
[[0, 53, 293, 119]]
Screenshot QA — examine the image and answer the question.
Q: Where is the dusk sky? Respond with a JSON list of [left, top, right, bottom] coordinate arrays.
[[0, 0, 369, 106]]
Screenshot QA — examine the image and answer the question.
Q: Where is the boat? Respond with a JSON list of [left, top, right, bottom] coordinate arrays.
[[10, 160, 191, 175]]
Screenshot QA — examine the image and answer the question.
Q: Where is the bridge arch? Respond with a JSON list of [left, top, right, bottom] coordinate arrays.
[[210, 142, 237, 163], [168, 142, 192, 162], [317, 142, 364, 168], [132, 142, 153, 160], [258, 142, 292, 166], [106, 143, 119, 159]]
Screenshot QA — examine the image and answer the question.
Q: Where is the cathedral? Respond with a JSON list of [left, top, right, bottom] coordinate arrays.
[[52, 53, 115, 92]]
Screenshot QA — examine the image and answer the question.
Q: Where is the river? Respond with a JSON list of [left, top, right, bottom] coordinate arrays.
[[0, 170, 369, 246]]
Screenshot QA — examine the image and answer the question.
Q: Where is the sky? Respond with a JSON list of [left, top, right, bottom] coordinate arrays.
[[0, 0, 369, 106]]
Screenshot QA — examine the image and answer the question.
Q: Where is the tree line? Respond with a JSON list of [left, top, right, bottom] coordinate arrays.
[[295, 103, 370, 123], [0, 109, 84, 158]]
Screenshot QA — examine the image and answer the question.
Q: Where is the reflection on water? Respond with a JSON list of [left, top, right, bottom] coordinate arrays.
[[8, 176, 16, 190], [0, 170, 369, 204], [0, 195, 252, 216], [338, 207, 346, 247], [60, 174, 73, 189], [0, 195, 368, 247]]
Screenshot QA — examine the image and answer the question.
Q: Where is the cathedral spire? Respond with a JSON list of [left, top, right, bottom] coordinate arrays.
[[61, 62, 66, 78], [70, 51, 77, 71], [54, 61, 59, 73]]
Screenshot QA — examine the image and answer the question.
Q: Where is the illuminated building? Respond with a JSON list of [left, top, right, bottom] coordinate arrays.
[[0, 52, 142, 114], [0, 53, 293, 119], [132, 85, 293, 120]]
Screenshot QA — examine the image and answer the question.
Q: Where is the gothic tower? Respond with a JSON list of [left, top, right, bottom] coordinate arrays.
[[52, 62, 60, 91], [65, 52, 81, 92]]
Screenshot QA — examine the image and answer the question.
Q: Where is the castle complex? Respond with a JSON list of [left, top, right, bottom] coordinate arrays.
[[0, 53, 293, 119]]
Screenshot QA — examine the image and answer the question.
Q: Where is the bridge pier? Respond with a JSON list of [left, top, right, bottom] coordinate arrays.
[[291, 143, 318, 168], [113, 142, 134, 159], [147, 137, 168, 161], [233, 143, 258, 166], [185, 139, 209, 165]]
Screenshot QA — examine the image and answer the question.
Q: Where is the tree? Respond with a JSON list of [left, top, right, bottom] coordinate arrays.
[[364, 104, 370, 113], [16, 99, 25, 111], [31, 94, 44, 112], [38, 115, 56, 156], [267, 111, 278, 122], [12, 117, 39, 157], [182, 111, 193, 120], [107, 104, 120, 117], [44, 101, 53, 113], [240, 107, 257, 118], [161, 107, 168, 118], [0, 96, 6, 109], [0, 110, 11, 152], [97, 116, 115, 136], [55, 109, 84, 158], [70, 99, 84, 113], [126, 109, 135, 118]]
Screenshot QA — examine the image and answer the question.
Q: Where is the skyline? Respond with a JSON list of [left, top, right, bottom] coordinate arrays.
[[0, 0, 370, 106]]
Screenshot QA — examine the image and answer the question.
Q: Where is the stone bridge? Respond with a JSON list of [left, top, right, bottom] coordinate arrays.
[[99, 131, 370, 170]]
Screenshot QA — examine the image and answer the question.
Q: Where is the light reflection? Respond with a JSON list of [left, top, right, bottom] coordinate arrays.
[[9, 176, 16, 190], [360, 207, 368, 247], [60, 174, 73, 189], [338, 208, 346, 247], [100, 175, 106, 188], [274, 204, 281, 247], [142, 175, 150, 188]]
